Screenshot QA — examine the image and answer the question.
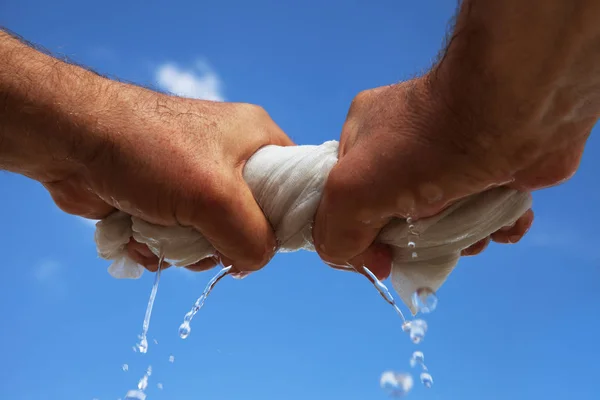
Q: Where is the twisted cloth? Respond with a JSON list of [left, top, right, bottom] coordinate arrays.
[[94, 141, 532, 314]]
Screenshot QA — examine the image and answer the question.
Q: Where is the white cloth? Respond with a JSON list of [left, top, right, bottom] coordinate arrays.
[[94, 140, 532, 314]]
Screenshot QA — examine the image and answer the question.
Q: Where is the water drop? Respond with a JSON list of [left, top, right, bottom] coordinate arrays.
[[411, 252, 418, 259], [153, 339, 158, 345], [406, 217, 413, 224], [411, 287, 438, 314], [407, 241, 416, 249], [420, 372, 433, 388], [122, 363, 129, 372], [169, 355, 175, 363], [380, 371, 413, 397], [136, 336, 148, 354], [179, 266, 232, 339], [178, 322, 191, 339], [138, 375, 148, 391], [406, 319, 428, 344], [124, 390, 146, 400], [157, 383, 163, 390], [410, 351, 424, 367]]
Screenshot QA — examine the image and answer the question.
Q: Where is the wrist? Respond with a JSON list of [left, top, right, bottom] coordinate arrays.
[[429, 0, 600, 141]]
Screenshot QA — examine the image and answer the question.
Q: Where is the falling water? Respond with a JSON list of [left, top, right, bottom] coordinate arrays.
[[360, 266, 407, 324], [135, 254, 165, 354], [178, 265, 233, 339]]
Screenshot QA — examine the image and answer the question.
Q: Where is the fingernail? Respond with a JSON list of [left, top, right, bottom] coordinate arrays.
[[500, 223, 515, 232], [231, 271, 250, 280], [509, 235, 521, 243]]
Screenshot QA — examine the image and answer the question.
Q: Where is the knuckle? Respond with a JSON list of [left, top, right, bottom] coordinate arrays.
[[348, 90, 373, 116], [237, 102, 269, 120], [234, 240, 274, 270]]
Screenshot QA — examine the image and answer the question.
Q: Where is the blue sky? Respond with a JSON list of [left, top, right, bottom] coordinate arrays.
[[1, 1, 600, 399]]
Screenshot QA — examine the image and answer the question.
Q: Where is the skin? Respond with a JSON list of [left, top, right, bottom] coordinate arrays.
[[314, 0, 600, 279], [0, 29, 293, 273]]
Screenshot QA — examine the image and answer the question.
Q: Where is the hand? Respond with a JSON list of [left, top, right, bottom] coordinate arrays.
[[0, 30, 294, 274], [313, 77, 590, 279], [46, 95, 293, 273]]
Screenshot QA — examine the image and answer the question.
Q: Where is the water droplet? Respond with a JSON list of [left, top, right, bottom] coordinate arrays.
[[410, 351, 424, 367], [157, 383, 163, 390], [136, 336, 148, 354], [406, 217, 413, 224], [178, 322, 191, 339], [137, 375, 148, 391], [411, 252, 418, 259], [153, 339, 158, 345], [122, 363, 129, 372], [420, 372, 433, 388], [380, 371, 413, 397], [407, 319, 428, 344], [134, 365, 152, 393], [407, 241, 416, 249], [124, 390, 146, 400], [179, 266, 232, 339], [411, 287, 438, 314], [361, 266, 406, 323], [132, 346, 137, 353], [408, 224, 415, 231], [168, 355, 175, 363]]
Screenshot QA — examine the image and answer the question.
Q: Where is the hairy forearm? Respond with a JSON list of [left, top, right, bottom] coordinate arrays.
[[432, 0, 600, 139], [1, 30, 99, 180], [0, 29, 152, 182]]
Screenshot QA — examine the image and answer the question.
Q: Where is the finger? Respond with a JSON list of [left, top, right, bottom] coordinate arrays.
[[179, 174, 277, 272], [491, 208, 534, 244], [324, 243, 392, 280], [44, 180, 115, 219], [325, 262, 359, 274], [461, 236, 491, 257], [126, 239, 172, 272], [346, 243, 393, 280], [185, 256, 220, 272], [313, 132, 500, 266], [313, 155, 391, 265], [175, 112, 291, 272]]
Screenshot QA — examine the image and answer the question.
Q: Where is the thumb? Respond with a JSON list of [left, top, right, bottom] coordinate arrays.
[[313, 154, 395, 271], [313, 142, 495, 274]]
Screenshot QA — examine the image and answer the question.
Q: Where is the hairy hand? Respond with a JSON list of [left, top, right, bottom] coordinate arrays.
[[313, 77, 590, 279], [44, 92, 293, 273]]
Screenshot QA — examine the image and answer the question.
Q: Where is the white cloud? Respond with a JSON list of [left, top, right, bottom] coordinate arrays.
[[155, 60, 225, 101], [33, 260, 62, 283], [33, 260, 67, 297]]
